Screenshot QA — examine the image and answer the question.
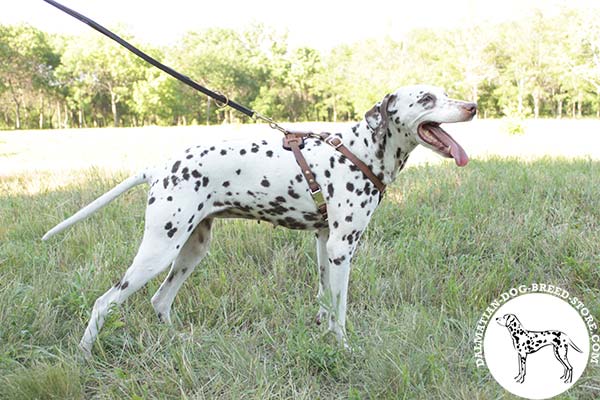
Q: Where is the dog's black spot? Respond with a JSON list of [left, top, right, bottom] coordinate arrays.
[[287, 188, 300, 199], [329, 157, 335, 169], [186, 154, 193, 159], [222, 181, 230, 187], [167, 228, 178, 238], [171, 160, 181, 173], [295, 174, 303, 183], [261, 178, 270, 187], [197, 203, 204, 211], [182, 168, 190, 180], [148, 197, 155, 205], [266, 150, 273, 157], [187, 224, 194, 232], [332, 255, 346, 265], [220, 149, 227, 156], [114, 281, 121, 289], [194, 181, 201, 192], [120, 281, 129, 290], [324, 170, 331, 178], [235, 169, 241, 175], [167, 272, 175, 282], [188, 215, 195, 224], [202, 176, 209, 187], [275, 196, 286, 203], [166, 196, 172, 202], [346, 182, 354, 192], [192, 170, 202, 178], [251, 143, 259, 153], [171, 175, 179, 186], [327, 183, 334, 198], [409, 103, 414, 108], [165, 222, 173, 230], [345, 215, 353, 222], [333, 221, 339, 228], [240, 149, 247, 155], [163, 177, 169, 189]]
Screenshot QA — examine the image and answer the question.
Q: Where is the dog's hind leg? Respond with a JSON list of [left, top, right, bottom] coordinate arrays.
[[314, 228, 330, 326], [79, 219, 190, 357], [553, 346, 569, 380], [556, 346, 574, 383], [151, 218, 213, 324]]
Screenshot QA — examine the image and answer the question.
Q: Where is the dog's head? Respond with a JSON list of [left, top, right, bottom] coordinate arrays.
[[365, 85, 476, 166], [496, 313, 520, 328]]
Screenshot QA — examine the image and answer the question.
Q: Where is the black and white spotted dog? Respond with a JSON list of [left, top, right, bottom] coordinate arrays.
[[43, 85, 476, 357], [496, 314, 583, 383]]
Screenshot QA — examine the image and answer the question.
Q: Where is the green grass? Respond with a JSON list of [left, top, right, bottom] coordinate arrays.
[[1, 158, 599, 399]]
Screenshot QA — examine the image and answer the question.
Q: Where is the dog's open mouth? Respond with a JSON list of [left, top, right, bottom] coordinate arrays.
[[418, 123, 469, 167]]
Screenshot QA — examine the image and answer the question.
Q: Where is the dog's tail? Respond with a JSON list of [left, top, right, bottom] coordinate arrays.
[[569, 338, 583, 353], [42, 171, 149, 241]]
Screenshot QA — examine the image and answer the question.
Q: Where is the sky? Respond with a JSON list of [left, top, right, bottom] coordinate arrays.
[[2, 0, 599, 51]]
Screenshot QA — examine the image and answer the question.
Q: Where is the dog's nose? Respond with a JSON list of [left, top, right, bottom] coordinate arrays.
[[463, 102, 477, 115]]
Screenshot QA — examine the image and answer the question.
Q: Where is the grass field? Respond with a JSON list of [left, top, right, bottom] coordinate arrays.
[[1, 123, 600, 399]]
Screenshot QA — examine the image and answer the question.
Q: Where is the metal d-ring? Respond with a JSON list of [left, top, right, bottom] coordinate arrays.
[[214, 92, 230, 109]]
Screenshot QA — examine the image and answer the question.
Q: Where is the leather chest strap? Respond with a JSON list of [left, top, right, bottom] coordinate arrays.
[[282, 132, 386, 221], [282, 135, 328, 219], [321, 134, 386, 195]]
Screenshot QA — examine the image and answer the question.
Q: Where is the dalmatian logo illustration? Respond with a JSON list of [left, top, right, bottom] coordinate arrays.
[[495, 313, 583, 384]]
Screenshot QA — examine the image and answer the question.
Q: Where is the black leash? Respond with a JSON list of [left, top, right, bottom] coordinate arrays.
[[42, 0, 288, 134]]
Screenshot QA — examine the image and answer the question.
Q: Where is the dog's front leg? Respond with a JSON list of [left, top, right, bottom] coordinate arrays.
[[325, 236, 357, 349], [315, 229, 330, 326]]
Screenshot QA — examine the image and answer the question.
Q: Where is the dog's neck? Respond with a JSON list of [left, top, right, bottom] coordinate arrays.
[[339, 119, 418, 185]]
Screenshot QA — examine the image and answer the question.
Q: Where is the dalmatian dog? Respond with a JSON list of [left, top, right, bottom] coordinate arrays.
[[43, 85, 477, 357], [496, 314, 583, 383]]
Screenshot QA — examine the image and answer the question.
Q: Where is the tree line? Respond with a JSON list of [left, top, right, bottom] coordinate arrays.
[[0, 8, 599, 130]]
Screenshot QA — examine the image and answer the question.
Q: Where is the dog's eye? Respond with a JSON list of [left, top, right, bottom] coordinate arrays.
[[417, 93, 436, 109], [421, 94, 435, 103]]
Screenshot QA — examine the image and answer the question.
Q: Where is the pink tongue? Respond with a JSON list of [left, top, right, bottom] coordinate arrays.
[[450, 141, 469, 167], [429, 125, 469, 167]]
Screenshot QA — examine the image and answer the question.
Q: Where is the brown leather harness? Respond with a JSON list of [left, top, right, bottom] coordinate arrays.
[[282, 131, 386, 221]]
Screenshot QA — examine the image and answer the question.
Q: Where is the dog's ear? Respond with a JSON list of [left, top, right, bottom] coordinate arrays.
[[365, 93, 397, 136]]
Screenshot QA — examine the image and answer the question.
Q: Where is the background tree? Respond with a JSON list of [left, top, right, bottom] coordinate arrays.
[[0, 8, 599, 130], [57, 29, 146, 127], [0, 25, 59, 129]]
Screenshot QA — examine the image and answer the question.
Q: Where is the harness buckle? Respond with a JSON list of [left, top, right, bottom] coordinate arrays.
[[310, 187, 325, 206], [325, 135, 343, 149], [310, 188, 328, 221]]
